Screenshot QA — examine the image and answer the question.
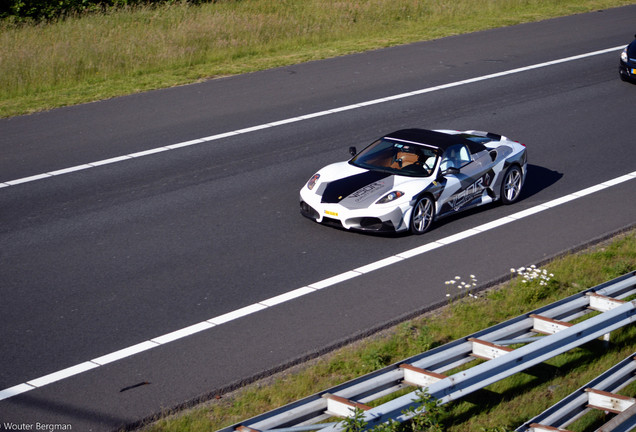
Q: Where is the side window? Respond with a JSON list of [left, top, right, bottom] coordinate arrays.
[[458, 145, 470, 165], [440, 144, 471, 171]]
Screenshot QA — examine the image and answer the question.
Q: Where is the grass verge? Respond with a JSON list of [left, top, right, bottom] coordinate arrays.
[[140, 228, 636, 432], [2, 0, 636, 118]]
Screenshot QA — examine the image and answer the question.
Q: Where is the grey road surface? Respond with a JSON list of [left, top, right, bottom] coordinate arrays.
[[1, 5, 635, 431]]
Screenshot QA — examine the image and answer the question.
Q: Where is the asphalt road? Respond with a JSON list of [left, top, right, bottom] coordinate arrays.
[[1, 5, 636, 431]]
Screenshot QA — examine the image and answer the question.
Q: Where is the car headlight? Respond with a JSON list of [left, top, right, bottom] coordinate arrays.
[[376, 191, 404, 204], [621, 47, 628, 63], [307, 173, 320, 190]]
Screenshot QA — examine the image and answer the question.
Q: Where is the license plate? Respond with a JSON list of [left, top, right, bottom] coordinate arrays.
[[324, 210, 338, 217]]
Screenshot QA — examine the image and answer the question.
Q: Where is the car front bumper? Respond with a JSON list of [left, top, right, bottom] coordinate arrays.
[[299, 192, 411, 233], [619, 60, 636, 81]]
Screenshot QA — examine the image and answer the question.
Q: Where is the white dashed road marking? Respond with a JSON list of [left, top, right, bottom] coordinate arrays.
[[0, 45, 631, 402], [0, 45, 624, 189]]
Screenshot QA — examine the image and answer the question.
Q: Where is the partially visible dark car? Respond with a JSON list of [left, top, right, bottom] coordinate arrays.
[[619, 34, 636, 82]]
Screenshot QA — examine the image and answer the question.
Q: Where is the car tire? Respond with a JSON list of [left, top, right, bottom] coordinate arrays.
[[410, 195, 435, 235], [501, 165, 523, 204]]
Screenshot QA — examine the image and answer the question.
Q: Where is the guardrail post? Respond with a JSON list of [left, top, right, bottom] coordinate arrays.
[[224, 273, 636, 432], [323, 299, 636, 432]]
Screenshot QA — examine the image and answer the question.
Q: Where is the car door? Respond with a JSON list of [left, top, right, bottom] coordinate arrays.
[[436, 144, 494, 217]]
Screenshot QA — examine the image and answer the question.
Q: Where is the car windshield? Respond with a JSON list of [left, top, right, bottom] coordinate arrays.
[[350, 138, 439, 177]]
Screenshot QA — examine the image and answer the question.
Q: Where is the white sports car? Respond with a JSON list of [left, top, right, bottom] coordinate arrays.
[[300, 128, 527, 234]]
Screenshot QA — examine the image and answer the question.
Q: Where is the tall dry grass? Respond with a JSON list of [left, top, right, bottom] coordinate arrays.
[[1, 0, 634, 117]]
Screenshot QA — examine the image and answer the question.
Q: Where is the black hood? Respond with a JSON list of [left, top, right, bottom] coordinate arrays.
[[321, 171, 392, 204]]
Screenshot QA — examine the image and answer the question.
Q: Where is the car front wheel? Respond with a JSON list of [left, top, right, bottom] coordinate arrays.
[[410, 195, 435, 235], [501, 165, 523, 204]]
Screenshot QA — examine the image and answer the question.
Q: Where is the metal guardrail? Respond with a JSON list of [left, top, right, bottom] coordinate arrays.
[[516, 352, 636, 432], [219, 271, 636, 432]]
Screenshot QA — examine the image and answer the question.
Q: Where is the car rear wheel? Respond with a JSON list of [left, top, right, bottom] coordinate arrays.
[[501, 165, 522, 204], [410, 196, 435, 235]]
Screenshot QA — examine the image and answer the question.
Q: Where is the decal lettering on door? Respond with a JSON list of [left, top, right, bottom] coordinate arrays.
[[448, 178, 485, 211]]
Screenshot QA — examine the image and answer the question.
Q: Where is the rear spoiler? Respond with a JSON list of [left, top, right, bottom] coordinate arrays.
[[464, 130, 503, 141]]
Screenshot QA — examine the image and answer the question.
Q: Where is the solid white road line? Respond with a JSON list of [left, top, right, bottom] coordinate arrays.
[[151, 322, 215, 345], [91, 341, 160, 366], [208, 304, 268, 326], [0, 45, 624, 189], [26, 362, 99, 388], [1, 169, 634, 402], [0, 46, 631, 402], [259, 287, 318, 307]]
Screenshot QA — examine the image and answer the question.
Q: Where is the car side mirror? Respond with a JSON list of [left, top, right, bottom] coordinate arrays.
[[349, 146, 357, 156], [441, 167, 460, 176]]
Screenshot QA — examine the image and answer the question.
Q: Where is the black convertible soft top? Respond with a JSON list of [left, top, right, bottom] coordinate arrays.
[[384, 128, 488, 154]]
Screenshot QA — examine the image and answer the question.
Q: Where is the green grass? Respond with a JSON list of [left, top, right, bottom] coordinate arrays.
[[3, 2, 635, 426], [2, 0, 636, 118], [140, 230, 636, 432]]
